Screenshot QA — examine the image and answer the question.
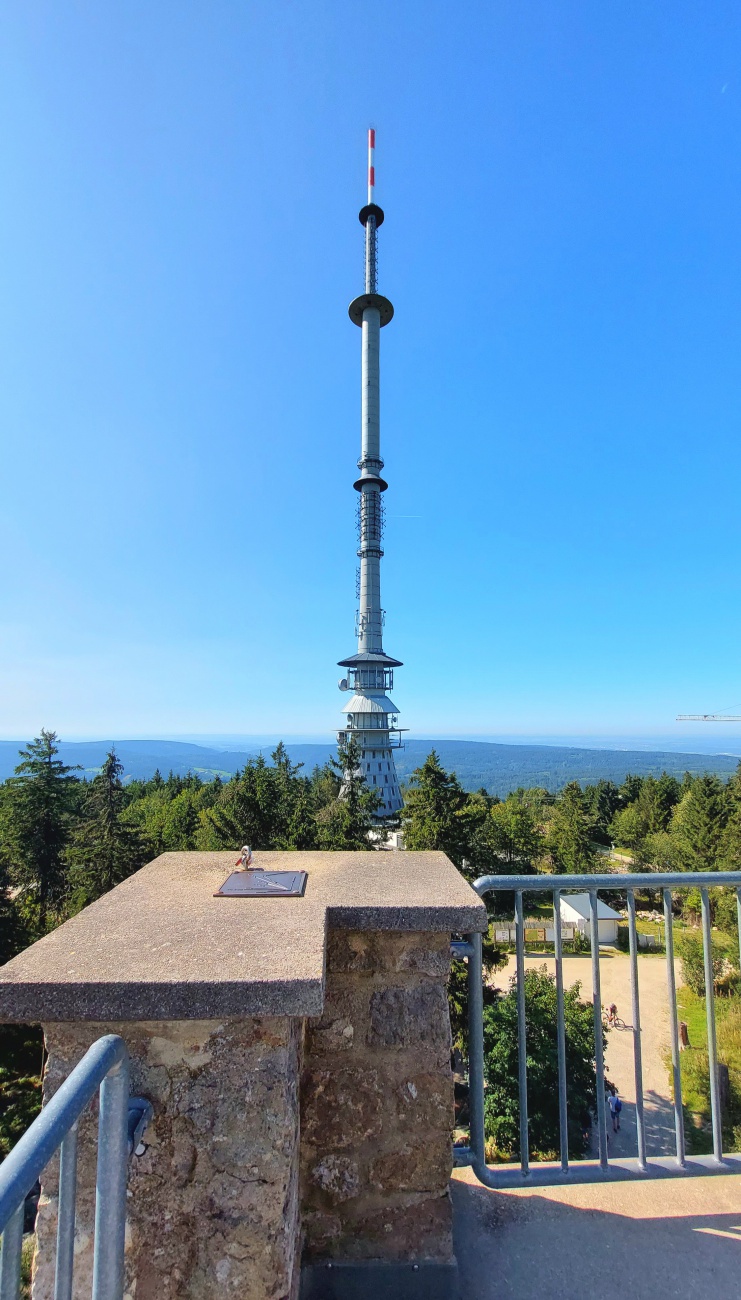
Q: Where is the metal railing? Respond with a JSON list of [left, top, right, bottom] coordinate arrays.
[[454, 871, 741, 1187], [0, 1034, 148, 1300]]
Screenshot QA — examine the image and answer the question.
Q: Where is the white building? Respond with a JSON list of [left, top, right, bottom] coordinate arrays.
[[559, 893, 620, 945]]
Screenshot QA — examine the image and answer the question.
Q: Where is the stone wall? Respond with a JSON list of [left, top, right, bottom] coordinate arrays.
[[31, 930, 456, 1298], [34, 1017, 303, 1300], [300, 930, 454, 1264]]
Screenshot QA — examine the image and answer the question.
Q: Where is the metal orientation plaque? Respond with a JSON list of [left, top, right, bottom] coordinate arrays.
[[214, 870, 307, 898]]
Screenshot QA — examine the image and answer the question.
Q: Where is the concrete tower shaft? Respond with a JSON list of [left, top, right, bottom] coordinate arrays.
[[337, 129, 404, 818]]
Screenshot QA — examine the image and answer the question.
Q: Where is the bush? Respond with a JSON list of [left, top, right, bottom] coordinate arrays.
[[482, 965, 602, 1160], [677, 931, 725, 998]]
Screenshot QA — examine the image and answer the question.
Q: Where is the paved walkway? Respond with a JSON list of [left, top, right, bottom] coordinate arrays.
[[452, 1168, 741, 1298], [452, 950, 741, 1296]]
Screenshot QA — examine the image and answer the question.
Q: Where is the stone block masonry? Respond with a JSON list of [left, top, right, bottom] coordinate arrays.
[[0, 851, 487, 1299], [301, 931, 454, 1264], [33, 1017, 303, 1300]]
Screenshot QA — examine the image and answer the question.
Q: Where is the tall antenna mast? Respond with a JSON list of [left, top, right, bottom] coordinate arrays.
[[337, 129, 405, 817]]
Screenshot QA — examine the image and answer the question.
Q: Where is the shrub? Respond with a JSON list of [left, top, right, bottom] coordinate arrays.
[[677, 931, 724, 997], [482, 965, 601, 1159]]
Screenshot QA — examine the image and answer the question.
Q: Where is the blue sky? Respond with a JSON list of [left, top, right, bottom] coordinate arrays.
[[1, 2, 741, 742]]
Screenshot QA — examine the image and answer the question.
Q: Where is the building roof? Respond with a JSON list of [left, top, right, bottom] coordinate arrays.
[[559, 893, 621, 921], [337, 651, 404, 668], [342, 693, 399, 714]]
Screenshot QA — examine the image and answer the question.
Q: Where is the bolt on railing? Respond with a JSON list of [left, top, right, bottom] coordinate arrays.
[[0, 1034, 150, 1300], [453, 871, 741, 1188]]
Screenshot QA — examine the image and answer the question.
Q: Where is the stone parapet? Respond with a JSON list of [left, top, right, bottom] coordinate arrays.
[[301, 932, 454, 1265], [33, 1017, 303, 1300], [0, 851, 486, 1299]]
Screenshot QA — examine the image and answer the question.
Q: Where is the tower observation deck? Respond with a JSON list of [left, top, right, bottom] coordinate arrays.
[[337, 130, 405, 817]]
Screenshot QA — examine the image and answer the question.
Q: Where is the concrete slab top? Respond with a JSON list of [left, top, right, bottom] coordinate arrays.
[[0, 850, 486, 1023]]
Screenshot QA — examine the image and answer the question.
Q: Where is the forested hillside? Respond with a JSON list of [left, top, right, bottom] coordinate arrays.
[[3, 732, 741, 963], [3, 730, 741, 1157], [0, 736, 736, 794]]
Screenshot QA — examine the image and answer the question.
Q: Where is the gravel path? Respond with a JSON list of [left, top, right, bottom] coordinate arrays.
[[494, 950, 681, 1158]]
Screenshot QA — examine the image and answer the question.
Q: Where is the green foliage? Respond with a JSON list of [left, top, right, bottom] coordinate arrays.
[[482, 966, 600, 1159], [67, 750, 148, 905], [448, 929, 507, 1053], [0, 849, 25, 967], [487, 796, 543, 872], [402, 750, 471, 868], [676, 930, 726, 997], [582, 780, 621, 845], [315, 738, 382, 849], [670, 775, 730, 872], [546, 783, 595, 874], [0, 1025, 44, 1159], [608, 774, 682, 853], [674, 985, 741, 1153], [570, 927, 591, 954], [4, 730, 80, 928]]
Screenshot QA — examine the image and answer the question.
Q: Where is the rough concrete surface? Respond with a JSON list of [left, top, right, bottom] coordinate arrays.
[[301, 931, 456, 1264], [0, 850, 485, 1022], [452, 1169, 741, 1299], [34, 1017, 303, 1300]]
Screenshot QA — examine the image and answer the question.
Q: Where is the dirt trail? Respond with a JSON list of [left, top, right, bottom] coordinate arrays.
[[496, 950, 682, 1157]]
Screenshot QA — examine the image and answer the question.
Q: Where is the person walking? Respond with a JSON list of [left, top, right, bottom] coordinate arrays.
[[608, 1089, 622, 1132]]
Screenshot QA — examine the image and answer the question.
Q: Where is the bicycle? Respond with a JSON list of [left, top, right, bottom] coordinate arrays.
[[602, 1013, 626, 1030]]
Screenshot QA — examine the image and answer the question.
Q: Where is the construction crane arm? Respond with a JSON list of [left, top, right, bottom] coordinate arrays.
[[676, 714, 741, 721]]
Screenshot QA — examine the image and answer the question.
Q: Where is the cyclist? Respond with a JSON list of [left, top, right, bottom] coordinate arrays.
[[606, 1003, 618, 1026]]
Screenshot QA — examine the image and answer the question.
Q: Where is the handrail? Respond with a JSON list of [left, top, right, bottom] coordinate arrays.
[[456, 870, 741, 1189], [0, 1034, 130, 1300]]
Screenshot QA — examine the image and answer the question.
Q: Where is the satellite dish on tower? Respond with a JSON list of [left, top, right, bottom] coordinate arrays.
[[338, 678, 349, 692]]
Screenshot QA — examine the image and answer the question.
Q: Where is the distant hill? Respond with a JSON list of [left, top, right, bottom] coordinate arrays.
[[0, 737, 737, 797]]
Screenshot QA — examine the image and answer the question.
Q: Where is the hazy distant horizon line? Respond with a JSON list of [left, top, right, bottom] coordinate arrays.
[[1, 730, 740, 759]]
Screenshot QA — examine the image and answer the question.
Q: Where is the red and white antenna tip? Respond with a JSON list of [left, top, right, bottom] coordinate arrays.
[[367, 127, 375, 205]]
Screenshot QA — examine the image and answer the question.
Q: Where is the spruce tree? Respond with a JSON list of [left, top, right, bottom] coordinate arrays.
[[68, 750, 147, 903], [547, 782, 595, 874], [671, 774, 730, 872], [315, 738, 381, 849], [402, 750, 470, 867], [6, 730, 79, 930]]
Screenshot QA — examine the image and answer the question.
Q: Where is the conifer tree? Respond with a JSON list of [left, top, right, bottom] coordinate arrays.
[[68, 750, 147, 903], [547, 782, 595, 874], [315, 738, 381, 849], [6, 730, 79, 929], [402, 750, 470, 867], [671, 774, 730, 872]]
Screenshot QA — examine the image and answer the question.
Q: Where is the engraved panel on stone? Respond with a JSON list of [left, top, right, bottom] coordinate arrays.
[[214, 870, 307, 898]]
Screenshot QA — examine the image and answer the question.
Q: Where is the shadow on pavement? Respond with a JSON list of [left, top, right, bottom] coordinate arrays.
[[451, 1175, 741, 1300]]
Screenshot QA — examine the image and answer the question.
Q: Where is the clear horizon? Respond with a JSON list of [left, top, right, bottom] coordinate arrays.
[[2, 4, 741, 738]]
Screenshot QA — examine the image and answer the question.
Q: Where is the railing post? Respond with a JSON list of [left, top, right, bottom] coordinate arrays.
[[0, 1204, 25, 1300], [514, 889, 529, 1176], [466, 930, 486, 1165], [55, 1123, 79, 1300], [627, 892, 647, 1170], [552, 889, 569, 1172], [589, 890, 608, 1169], [701, 888, 723, 1163], [663, 889, 686, 1167], [91, 1052, 131, 1300]]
